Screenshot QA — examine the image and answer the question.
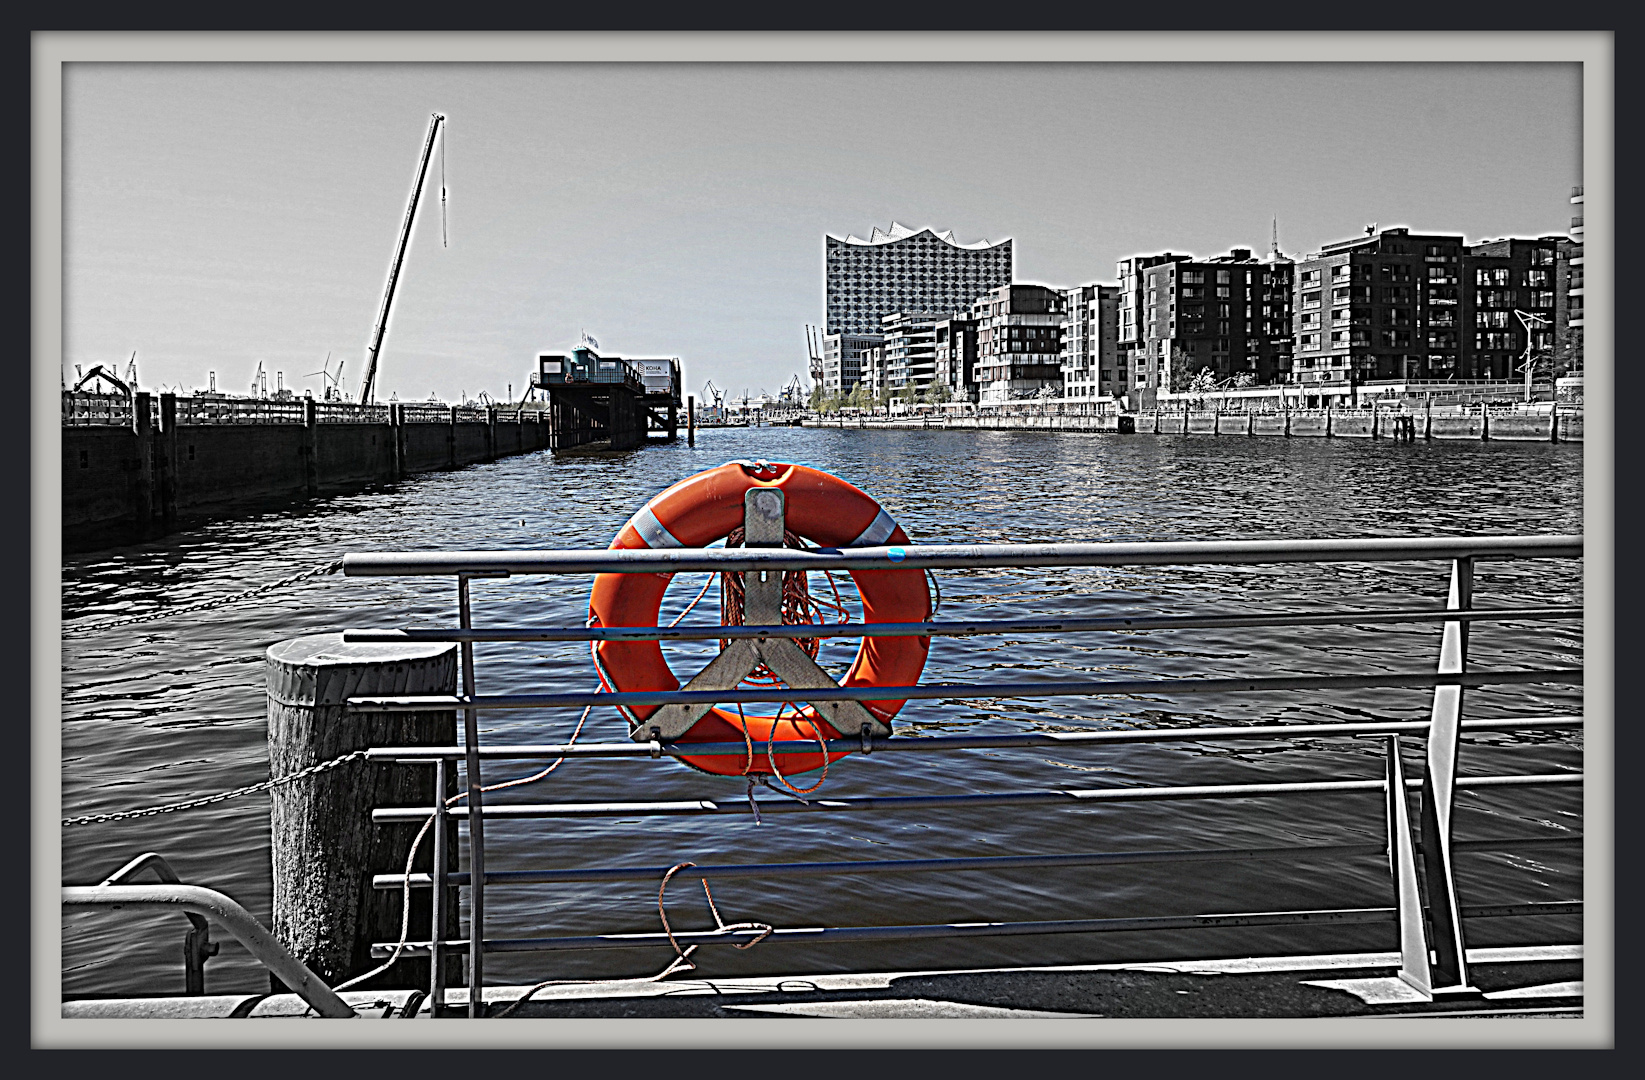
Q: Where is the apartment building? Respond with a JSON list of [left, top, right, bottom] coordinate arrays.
[[824, 223, 1013, 337], [934, 317, 979, 402], [971, 284, 1067, 405], [1291, 228, 1470, 384], [819, 332, 883, 396], [1466, 236, 1561, 380], [1059, 284, 1121, 401], [1117, 248, 1291, 394], [1559, 186, 1584, 368], [881, 312, 944, 402]]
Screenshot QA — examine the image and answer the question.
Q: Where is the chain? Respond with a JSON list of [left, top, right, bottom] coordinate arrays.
[[63, 560, 345, 637], [62, 749, 369, 828]]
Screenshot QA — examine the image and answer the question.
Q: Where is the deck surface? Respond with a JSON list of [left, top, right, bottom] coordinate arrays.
[[62, 945, 1582, 1020]]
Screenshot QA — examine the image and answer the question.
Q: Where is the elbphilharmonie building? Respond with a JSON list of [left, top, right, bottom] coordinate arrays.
[[825, 223, 1013, 336]]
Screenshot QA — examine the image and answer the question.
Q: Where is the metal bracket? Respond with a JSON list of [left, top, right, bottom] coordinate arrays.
[[634, 488, 890, 743]]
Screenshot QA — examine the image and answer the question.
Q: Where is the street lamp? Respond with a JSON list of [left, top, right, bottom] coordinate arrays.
[[1513, 310, 1552, 404]]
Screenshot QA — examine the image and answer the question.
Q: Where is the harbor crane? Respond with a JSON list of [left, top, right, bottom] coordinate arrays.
[[701, 380, 724, 412], [804, 324, 823, 384], [358, 112, 446, 406], [71, 364, 133, 397], [307, 352, 346, 401], [1513, 310, 1553, 403]]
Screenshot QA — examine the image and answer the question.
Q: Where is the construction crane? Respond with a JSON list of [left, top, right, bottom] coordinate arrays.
[[701, 380, 724, 412], [124, 351, 138, 391], [359, 112, 446, 405], [1513, 309, 1552, 403], [251, 360, 267, 398]]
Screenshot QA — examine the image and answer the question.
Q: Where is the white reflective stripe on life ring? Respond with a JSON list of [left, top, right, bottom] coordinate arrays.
[[847, 506, 898, 547], [628, 503, 685, 549]]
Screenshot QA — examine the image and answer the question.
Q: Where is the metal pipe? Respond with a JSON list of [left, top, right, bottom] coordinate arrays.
[[373, 835, 1580, 890], [341, 534, 1581, 578], [62, 884, 357, 1018], [370, 773, 1581, 823], [365, 715, 1583, 761], [96, 852, 218, 996], [369, 901, 1581, 958], [456, 574, 484, 1018], [348, 667, 1582, 713], [340, 604, 1583, 645]]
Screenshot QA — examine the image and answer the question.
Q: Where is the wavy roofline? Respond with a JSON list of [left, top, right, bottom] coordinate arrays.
[[826, 223, 1010, 251]]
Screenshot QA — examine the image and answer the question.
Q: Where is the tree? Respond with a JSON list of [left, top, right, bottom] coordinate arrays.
[[1166, 346, 1196, 393], [924, 380, 953, 405], [1186, 366, 1217, 408]]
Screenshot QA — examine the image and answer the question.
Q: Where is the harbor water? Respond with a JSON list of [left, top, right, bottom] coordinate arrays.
[[60, 428, 1585, 999]]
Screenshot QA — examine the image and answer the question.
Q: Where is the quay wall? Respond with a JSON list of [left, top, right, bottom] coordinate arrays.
[[64, 395, 551, 549], [802, 408, 1581, 445]]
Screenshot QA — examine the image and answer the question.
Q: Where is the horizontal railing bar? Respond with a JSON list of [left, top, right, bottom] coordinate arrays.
[[369, 901, 1582, 957], [341, 535, 1582, 577], [370, 773, 1580, 823], [348, 668, 1582, 712], [340, 605, 1583, 645], [366, 715, 1584, 761], [374, 835, 1581, 890]]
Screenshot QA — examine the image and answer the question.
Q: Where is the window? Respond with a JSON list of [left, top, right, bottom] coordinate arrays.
[[1216, 287, 1230, 299], [1332, 287, 1351, 302], [1302, 290, 1322, 308], [1476, 311, 1510, 329], [1379, 264, 1411, 281], [1301, 269, 1321, 285], [1380, 329, 1412, 348], [1476, 289, 1513, 308], [1531, 248, 1555, 266], [1300, 333, 1319, 350], [1529, 290, 1555, 308], [1524, 269, 1550, 287], [1332, 264, 1351, 280], [1215, 270, 1231, 284], [1182, 286, 1205, 299], [1300, 312, 1320, 328], [1331, 307, 1349, 323], [1181, 270, 1205, 284], [1427, 266, 1452, 280]]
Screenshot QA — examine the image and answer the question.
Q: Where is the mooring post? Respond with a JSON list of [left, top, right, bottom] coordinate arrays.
[[265, 633, 460, 993], [131, 391, 154, 536], [389, 403, 404, 481], [687, 395, 696, 446], [157, 393, 179, 532], [447, 406, 458, 469], [302, 397, 320, 499]]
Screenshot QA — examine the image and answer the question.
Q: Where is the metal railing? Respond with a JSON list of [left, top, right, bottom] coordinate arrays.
[[338, 527, 1582, 1016], [61, 392, 135, 427], [173, 396, 308, 425], [313, 401, 393, 424], [398, 402, 458, 423]]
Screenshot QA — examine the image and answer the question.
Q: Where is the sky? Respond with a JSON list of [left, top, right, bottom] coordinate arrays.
[[61, 61, 1581, 405]]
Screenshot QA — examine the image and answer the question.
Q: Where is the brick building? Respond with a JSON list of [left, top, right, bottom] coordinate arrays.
[[934, 317, 979, 402]]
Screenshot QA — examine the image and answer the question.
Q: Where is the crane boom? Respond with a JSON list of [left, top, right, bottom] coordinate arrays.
[[359, 113, 445, 405]]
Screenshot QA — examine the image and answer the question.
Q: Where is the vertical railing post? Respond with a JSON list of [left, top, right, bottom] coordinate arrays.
[[457, 574, 484, 1016], [1419, 556, 1480, 996], [429, 755, 448, 1017], [1385, 735, 1431, 995]]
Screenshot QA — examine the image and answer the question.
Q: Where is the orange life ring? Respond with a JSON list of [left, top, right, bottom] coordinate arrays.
[[589, 461, 930, 777]]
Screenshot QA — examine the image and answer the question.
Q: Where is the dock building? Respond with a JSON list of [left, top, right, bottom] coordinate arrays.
[[971, 284, 1068, 405], [824, 223, 1012, 337]]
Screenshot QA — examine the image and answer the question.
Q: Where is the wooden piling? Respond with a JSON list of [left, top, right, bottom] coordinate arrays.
[[266, 633, 460, 991]]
